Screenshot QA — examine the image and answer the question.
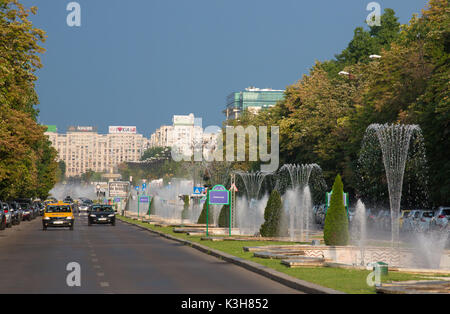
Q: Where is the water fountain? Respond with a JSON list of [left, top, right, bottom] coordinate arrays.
[[280, 164, 323, 241], [350, 200, 367, 265], [363, 124, 422, 246], [235, 171, 270, 235]]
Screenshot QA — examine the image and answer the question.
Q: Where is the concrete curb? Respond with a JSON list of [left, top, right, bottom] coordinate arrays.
[[119, 217, 345, 294]]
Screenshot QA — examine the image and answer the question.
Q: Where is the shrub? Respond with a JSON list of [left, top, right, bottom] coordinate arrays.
[[323, 175, 349, 246], [260, 190, 283, 237], [197, 200, 214, 224], [218, 204, 230, 227], [181, 195, 190, 220]]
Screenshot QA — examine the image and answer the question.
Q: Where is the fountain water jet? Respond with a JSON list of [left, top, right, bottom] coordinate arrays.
[[364, 124, 422, 246], [280, 164, 322, 241]]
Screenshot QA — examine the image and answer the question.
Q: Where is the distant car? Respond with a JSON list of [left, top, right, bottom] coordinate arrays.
[[78, 200, 92, 215], [417, 210, 434, 232], [88, 205, 116, 226], [18, 202, 33, 221], [33, 201, 45, 216], [1, 202, 13, 228], [7, 201, 22, 225], [0, 207, 5, 230], [42, 202, 74, 230], [399, 210, 411, 231], [431, 207, 450, 231]]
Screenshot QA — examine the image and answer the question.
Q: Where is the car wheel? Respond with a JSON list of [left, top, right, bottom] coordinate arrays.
[[43, 225, 47, 231], [0, 218, 5, 230], [112, 221, 115, 226], [7, 221, 12, 228], [70, 225, 74, 231]]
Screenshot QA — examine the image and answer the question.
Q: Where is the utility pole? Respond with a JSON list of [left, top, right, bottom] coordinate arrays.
[[230, 173, 237, 229]]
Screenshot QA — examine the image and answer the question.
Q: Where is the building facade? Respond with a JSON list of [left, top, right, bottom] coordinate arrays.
[[149, 113, 218, 160], [45, 126, 149, 177], [224, 86, 285, 120]]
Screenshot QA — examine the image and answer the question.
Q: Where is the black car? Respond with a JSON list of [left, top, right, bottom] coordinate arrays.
[[88, 205, 116, 226]]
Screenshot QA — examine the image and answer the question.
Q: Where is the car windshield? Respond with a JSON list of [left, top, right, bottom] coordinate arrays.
[[442, 209, 450, 216], [19, 203, 29, 209], [422, 212, 433, 218], [91, 206, 113, 212], [46, 205, 71, 213]]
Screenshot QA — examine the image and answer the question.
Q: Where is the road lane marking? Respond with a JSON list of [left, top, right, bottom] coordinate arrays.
[[97, 272, 104, 277], [92, 258, 98, 262], [100, 282, 110, 287]]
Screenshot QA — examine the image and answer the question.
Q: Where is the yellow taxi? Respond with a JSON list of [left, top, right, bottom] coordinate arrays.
[[42, 201, 75, 231]]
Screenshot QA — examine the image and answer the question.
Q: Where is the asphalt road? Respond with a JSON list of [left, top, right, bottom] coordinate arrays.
[[0, 215, 300, 294]]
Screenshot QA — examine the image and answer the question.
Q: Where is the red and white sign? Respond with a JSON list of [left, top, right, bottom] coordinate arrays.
[[109, 126, 137, 134]]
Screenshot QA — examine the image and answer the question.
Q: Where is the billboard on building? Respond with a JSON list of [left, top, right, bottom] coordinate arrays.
[[109, 126, 137, 134], [45, 125, 57, 133], [67, 126, 97, 132]]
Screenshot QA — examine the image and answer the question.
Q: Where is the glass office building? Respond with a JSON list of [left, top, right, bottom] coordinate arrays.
[[224, 87, 285, 120]]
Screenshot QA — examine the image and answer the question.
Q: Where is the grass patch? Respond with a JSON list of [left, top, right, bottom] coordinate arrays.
[[117, 215, 440, 294]]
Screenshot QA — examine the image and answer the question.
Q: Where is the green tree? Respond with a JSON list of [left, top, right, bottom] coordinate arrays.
[[323, 175, 349, 246], [260, 190, 283, 237]]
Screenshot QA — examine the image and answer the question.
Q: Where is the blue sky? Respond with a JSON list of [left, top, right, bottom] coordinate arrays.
[[23, 0, 428, 136]]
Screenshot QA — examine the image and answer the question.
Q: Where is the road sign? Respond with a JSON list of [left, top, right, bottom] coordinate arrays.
[[139, 196, 149, 203], [114, 197, 121, 203], [142, 183, 147, 191], [135, 185, 139, 191], [229, 184, 238, 192], [108, 181, 130, 198], [208, 185, 230, 205], [193, 186, 205, 195]]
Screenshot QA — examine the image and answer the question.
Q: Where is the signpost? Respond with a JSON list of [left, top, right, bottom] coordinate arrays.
[[207, 185, 230, 237], [138, 196, 150, 218], [193, 186, 205, 195]]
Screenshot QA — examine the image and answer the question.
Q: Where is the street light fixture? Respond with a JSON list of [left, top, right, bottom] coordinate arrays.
[[369, 54, 382, 59]]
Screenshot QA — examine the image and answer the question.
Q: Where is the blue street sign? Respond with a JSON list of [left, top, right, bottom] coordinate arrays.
[[135, 185, 139, 191], [142, 183, 147, 191], [193, 186, 205, 195]]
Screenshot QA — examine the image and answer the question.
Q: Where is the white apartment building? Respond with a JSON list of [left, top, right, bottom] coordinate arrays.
[[45, 126, 149, 177], [149, 113, 217, 159]]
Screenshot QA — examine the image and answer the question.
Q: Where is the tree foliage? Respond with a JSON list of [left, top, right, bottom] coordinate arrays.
[[0, 1, 56, 200], [230, 1, 449, 206]]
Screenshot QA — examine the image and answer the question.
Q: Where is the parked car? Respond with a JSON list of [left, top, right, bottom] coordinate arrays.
[[7, 201, 22, 225], [402, 209, 422, 232], [1, 201, 13, 228], [34, 201, 45, 216], [18, 201, 33, 221], [88, 205, 116, 226], [399, 210, 411, 231], [417, 210, 434, 232], [0, 207, 5, 230], [430, 207, 450, 231]]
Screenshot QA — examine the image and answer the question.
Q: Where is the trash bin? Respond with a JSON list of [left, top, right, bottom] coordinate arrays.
[[373, 262, 388, 276]]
